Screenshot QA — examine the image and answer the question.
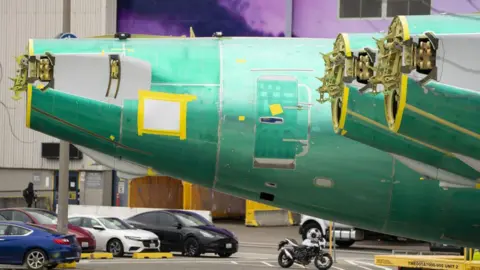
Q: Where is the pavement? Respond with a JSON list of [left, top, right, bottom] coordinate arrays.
[[75, 249, 386, 270], [218, 221, 430, 252], [71, 221, 434, 270]]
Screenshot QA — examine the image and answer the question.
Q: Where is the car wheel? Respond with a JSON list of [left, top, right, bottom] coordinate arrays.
[[24, 249, 48, 270], [107, 238, 125, 257], [184, 237, 201, 257], [301, 222, 323, 240], [218, 252, 232, 258], [46, 263, 58, 270]]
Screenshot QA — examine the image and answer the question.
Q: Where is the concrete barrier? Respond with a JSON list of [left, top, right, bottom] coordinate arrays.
[[0, 196, 52, 210], [245, 200, 297, 227], [132, 252, 173, 259], [57, 262, 76, 269], [63, 205, 212, 223], [81, 252, 113, 259]]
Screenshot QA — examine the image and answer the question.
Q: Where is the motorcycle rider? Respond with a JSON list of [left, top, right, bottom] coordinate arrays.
[[300, 228, 326, 252], [277, 227, 332, 269]]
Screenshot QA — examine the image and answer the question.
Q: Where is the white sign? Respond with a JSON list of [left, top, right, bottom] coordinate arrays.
[[118, 182, 125, 194]]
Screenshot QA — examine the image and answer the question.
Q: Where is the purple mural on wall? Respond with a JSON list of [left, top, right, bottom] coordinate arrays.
[[117, 0, 286, 37], [292, 0, 479, 38], [117, 0, 480, 38]]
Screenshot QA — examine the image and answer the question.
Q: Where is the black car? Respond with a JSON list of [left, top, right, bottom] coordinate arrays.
[[125, 210, 238, 257]]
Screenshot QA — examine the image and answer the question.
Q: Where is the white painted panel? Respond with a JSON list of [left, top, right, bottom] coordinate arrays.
[[144, 100, 181, 131]]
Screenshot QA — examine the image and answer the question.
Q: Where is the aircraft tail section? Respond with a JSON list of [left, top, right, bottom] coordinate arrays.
[[367, 16, 480, 162], [27, 84, 123, 157], [317, 32, 480, 180], [385, 78, 480, 160]]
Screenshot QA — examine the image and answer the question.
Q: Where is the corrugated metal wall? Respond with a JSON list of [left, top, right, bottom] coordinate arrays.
[[0, 0, 116, 170], [191, 185, 245, 219], [128, 176, 184, 209]]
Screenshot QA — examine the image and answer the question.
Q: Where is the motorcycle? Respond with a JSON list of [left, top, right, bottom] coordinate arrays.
[[277, 237, 333, 269]]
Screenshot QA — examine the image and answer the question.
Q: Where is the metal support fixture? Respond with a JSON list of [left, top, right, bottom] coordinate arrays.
[[57, 140, 70, 234], [284, 0, 293, 37], [328, 221, 333, 254], [57, 0, 71, 234], [62, 0, 71, 33], [332, 222, 337, 263], [316, 34, 355, 104], [368, 16, 437, 97]]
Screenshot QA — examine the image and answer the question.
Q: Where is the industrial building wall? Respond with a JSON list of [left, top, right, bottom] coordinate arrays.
[[128, 176, 184, 209], [0, 168, 54, 198], [0, 0, 116, 170], [190, 185, 245, 219], [78, 171, 113, 206]]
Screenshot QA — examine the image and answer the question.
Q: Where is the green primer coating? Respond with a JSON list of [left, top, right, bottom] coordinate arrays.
[[343, 86, 479, 180], [30, 87, 121, 156], [254, 78, 299, 160], [27, 38, 480, 248], [396, 78, 480, 160], [403, 14, 480, 35]]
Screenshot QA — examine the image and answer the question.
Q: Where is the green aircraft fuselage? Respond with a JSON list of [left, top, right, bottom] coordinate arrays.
[[22, 37, 480, 248]]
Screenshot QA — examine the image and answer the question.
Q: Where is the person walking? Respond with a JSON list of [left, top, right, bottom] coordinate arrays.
[[23, 182, 36, 208]]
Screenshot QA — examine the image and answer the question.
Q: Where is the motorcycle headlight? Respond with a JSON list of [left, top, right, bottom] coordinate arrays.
[[199, 231, 214, 238]]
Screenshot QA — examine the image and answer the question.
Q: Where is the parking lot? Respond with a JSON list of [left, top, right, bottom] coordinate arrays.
[[70, 221, 430, 270], [75, 248, 387, 270]]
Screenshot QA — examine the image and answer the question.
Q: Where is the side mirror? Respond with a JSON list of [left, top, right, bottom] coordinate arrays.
[[176, 223, 182, 229], [93, 225, 105, 231]]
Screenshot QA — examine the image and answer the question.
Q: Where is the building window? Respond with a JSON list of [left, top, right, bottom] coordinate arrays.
[[387, 0, 431, 17], [339, 0, 431, 19], [339, 0, 383, 18]]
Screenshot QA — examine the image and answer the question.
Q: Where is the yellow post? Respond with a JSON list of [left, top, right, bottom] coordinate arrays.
[[182, 181, 193, 210], [287, 211, 294, 225], [127, 180, 132, 207], [329, 221, 333, 254]]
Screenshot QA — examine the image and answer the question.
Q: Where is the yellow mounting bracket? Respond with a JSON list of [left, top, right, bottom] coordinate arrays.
[[368, 16, 415, 96], [9, 48, 55, 101], [317, 33, 354, 104], [9, 55, 29, 100], [355, 50, 375, 83]]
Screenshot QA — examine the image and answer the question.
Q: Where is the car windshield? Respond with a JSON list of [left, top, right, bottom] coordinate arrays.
[[26, 210, 58, 225], [174, 212, 211, 227], [98, 217, 131, 230]]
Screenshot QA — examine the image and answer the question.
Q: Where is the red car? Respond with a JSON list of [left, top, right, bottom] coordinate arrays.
[[0, 208, 96, 252]]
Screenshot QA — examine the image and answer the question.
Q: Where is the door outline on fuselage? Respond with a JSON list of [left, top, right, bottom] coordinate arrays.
[[252, 75, 311, 170]]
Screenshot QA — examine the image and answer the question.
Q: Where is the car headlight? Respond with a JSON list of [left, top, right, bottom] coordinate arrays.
[[125, 236, 141, 241], [200, 231, 214, 238]]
